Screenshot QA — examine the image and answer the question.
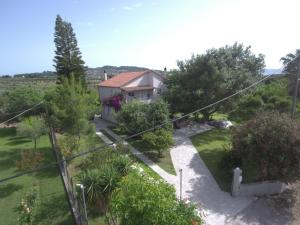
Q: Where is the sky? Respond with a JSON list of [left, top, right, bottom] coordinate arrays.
[[1, 0, 300, 75]]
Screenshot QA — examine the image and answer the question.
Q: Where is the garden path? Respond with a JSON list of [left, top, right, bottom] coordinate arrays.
[[170, 123, 254, 225], [95, 119, 254, 225]]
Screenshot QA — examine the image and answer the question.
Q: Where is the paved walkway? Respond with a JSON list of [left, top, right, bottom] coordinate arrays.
[[170, 123, 253, 225], [94, 119, 176, 183], [95, 119, 253, 225]]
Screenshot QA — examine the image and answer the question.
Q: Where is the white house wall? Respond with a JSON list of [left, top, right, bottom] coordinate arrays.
[[99, 86, 121, 101], [123, 71, 164, 88]]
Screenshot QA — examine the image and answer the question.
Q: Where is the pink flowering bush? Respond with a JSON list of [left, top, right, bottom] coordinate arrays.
[[103, 94, 123, 111]]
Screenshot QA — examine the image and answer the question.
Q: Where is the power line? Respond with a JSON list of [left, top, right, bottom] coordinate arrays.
[[125, 74, 272, 140], [0, 101, 44, 126], [0, 74, 272, 183]]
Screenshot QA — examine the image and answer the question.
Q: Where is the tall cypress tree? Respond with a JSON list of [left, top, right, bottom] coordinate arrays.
[[53, 15, 86, 86]]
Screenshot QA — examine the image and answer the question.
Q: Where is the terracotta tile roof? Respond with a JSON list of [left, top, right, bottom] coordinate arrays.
[[121, 86, 154, 92], [98, 71, 148, 87]]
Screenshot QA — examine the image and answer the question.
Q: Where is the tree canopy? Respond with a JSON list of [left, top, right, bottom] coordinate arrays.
[[163, 43, 265, 120], [53, 15, 86, 86], [229, 77, 291, 121]]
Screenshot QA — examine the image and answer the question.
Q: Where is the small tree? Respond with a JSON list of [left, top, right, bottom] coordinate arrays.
[[17, 116, 47, 150], [232, 111, 300, 182], [47, 75, 94, 140], [142, 129, 174, 157]]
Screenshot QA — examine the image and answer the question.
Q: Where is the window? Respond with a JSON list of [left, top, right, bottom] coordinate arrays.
[[128, 92, 134, 97], [156, 88, 162, 94]]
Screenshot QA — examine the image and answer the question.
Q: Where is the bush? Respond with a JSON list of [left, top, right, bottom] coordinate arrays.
[[232, 111, 300, 182], [116, 100, 172, 134], [142, 129, 174, 157], [15, 150, 44, 170], [58, 134, 80, 157], [110, 173, 202, 225]]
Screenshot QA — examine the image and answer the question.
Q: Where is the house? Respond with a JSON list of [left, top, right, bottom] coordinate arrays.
[[97, 70, 164, 122]]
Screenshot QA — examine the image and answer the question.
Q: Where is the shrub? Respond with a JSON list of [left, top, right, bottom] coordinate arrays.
[[110, 173, 202, 225], [142, 129, 174, 157], [58, 134, 80, 157], [232, 111, 300, 182], [15, 150, 44, 170], [116, 100, 172, 134], [17, 187, 39, 225]]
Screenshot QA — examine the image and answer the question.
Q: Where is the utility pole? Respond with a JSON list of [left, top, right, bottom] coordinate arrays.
[[291, 55, 300, 119]]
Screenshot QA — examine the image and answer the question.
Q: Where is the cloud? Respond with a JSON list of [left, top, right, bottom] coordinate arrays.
[[122, 2, 143, 11]]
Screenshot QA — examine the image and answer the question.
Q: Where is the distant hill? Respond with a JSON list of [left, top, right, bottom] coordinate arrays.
[[86, 65, 149, 80], [2, 66, 154, 79], [264, 68, 283, 76]]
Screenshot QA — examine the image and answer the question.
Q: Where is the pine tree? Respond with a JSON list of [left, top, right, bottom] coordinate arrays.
[[53, 15, 86, 87]]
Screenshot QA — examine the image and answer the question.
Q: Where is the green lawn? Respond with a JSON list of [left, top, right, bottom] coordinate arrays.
[[191, 128, 232, 192], [128, 139, 176, 175], [0, 128, 74, 225], [108, 126, 176, 175]]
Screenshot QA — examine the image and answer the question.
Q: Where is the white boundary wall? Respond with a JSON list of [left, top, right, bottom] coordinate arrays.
[[232, 167, 287, 197]]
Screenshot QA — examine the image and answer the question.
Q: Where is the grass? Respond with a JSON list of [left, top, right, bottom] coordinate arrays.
[[0, 127, 74, 225], [128, 139, 176, 175], [191, 128, 232, 192], [107, 125, 176, 175]]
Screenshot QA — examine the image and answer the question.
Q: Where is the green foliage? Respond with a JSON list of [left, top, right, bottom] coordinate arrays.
[[58, 134, 80, 157], [111, 173, 202, 225], [45, 75, 95, 138], [163, 43, 265, 120], [142, 129, 174, 157], [116, 100, 172, 134], [17, 116, 47, 150], [77, 150, 132, 213], [281, 49, 300, 95], [230, 78, 291, 121], [232, 111, 300, 182], [53, 15, 86, 86], [16, 187, 39, 225], [0, 86, 44, 121]]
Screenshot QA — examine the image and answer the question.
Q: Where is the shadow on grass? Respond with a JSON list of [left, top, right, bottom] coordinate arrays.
[[0, 150, 21, 171], [191, 128, 230, 146], [6, 136, 32, 146], [0, 183, 23, 198], [0, 128, 16, 138], [34, 193, 74, 225]]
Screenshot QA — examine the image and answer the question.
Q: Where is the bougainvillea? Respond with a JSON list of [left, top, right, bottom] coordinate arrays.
[[103, 94, 123, 111]]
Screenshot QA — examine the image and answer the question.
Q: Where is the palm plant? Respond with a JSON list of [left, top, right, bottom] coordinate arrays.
[[280, 49, 300, 96]]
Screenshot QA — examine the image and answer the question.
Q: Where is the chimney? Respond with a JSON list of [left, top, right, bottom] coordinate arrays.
[[104, 70, 107, 80]]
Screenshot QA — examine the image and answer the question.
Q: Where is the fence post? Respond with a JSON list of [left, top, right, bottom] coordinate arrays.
[[232, 167, 242, 197]]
